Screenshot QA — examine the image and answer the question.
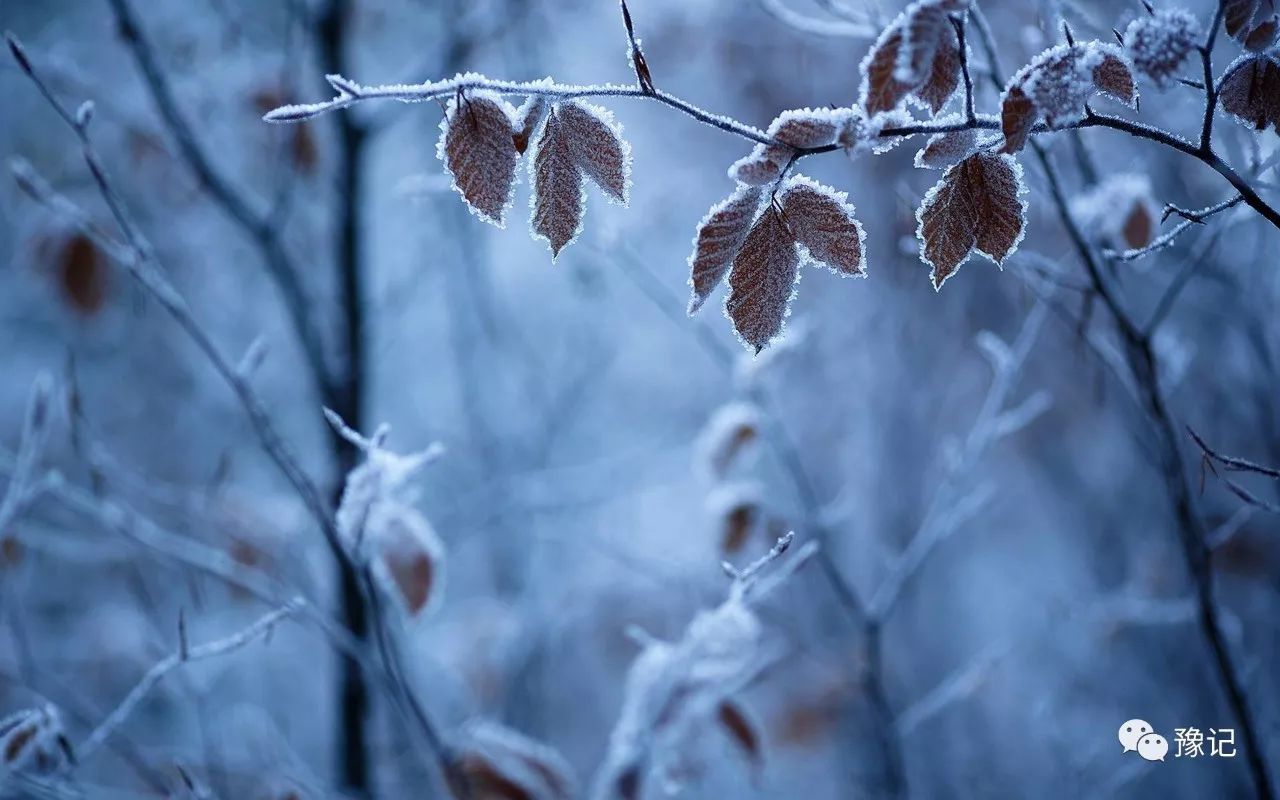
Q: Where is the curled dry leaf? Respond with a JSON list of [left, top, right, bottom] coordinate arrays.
[[780, 176, 867, 277], [1123, 8, 1200, 89], [861, 0, 965, 117], [917, 151, 1027, 289], [1225, 0, 1279, 51], [1219, 53, 1280, 133], [513, 95, 550, 154], [999, 43, 1137, 153], [438, 91, 520, 226], [530, 112, 586, 258], [717, 701, 763, 769], [726, 206, 801, 352], [838, 108, 914, 158], [688, 186, 764, 314], [728, 143, 794, 186]]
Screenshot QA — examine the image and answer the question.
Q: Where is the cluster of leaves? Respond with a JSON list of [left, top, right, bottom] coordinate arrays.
[[395, 0, 1268, 357], [438, 87, 630, 257]]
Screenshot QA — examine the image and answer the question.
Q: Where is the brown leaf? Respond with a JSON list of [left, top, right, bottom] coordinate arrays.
[[913, 29, 962, 115], [728, 143, 793, 186], [917, 152, 1027, 290], [289, 125, 318, 174], [2, 721, 36, 764], [999, 86, 1037, 154], [530, 111, 585, 258], [718, 701, 762, 768], [721, 502, 759, 555], [375, 506, 444, 616], [513, 96, 549, 155], [1220, 54, 1280, 133], [1123, 10, 1200, 89], [861, 26, 913, 115], [780, 177, 867, 277], [687, 186, 763, 314], [861, 1, 963, 116], [1092, 52, 1136, 106], [439, 92, 520, 226], [914, 128, 981, 169], [456, 754, 533, 800], [1225, 0, 1278, 51], [1122, 201, 1154, 250], [55, 233, 108, 315], [726, 207, 800, 352], [767, 109, 842, 148], [557, 101, 630, 203]]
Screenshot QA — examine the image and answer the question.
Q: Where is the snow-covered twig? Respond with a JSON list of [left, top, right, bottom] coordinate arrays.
[[79, 599, 305, 760], [754, 0, 876, 38], [0, 375, 54, 537], [869, 301, 1051, 620], [1105, 195, 1241, 262]]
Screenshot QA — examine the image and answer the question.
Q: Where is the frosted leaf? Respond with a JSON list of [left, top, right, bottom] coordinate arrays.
[[728, 143, 794, 185], [529, 111, 586, 258], [0, 705, 70, 776], [437, 91, 520, 227], [838, 108, 913, 158], [688, 185, 764, 314], [513, 95, 550, 154], [917, 152, 1027, 290], [1123, 9, 1200, 89], [369, 502, 445, 616], [914, 126, 994, 168], [726, 207, 801, 352], [1000, 42, 1137, 153], [780, 175, 868, 277], [1225, 0, 1278, 51], [1070, 173, 1159, 251], [1219, 53, 1280, 133], [766, 107, 845, 148], [557, 101, 631, 204], [717, 701, 762, 771], [695, 403, 763, 479], [706, 480, 765, 555], [452, 720, 576, 800], [861, 1, 964, 117]]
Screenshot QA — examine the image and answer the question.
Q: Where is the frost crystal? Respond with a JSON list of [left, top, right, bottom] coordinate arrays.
[[1124, 9, 1200, 89]]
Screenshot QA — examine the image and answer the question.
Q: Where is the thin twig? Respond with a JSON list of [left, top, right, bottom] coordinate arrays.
[[79, 599, 304, 759]]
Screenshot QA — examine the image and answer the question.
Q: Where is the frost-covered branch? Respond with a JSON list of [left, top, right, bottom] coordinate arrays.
[[1105, 195, 1241, 262], [1189, 426, 1280, 513], [102, 0, 332, 398], [79, 600, 305, 760], [869, 301, 1051, 620], [0, 376, 53, 537]]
